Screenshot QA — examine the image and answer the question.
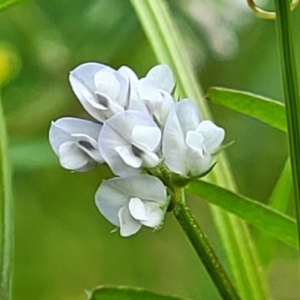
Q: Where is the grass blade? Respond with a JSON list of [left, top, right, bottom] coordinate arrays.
[[206, 87, 286, 131]]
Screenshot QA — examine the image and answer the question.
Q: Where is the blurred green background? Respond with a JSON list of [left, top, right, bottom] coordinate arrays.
[[1, 0, 300, 299]]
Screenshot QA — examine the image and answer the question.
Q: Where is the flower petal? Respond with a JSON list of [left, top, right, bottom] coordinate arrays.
[[131, 125, 161, 152], [69, 62, 130, 121], [69, 63, 109, 121], [115, 145, 142, 168], [140, 202, 164, 228], [129, 197, 148, 221], [196, 120, 225, 153], [145, 64, 174, 93], [185, 131, 205, 157], [58, 141, 92, 171], [70, 62, 106, 92], [95, 175, 167, 236], [118, 206, 142, 237], [94, 68, 121, 101], [175, 99, 201, 133], [49, 117, 102, 154], [185, 150, 212, 177], [140, 150, 160, 169], [99, 111, 161, 176], [162, 106, 186, 175]]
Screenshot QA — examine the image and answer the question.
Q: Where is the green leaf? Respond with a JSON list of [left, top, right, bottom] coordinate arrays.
[[0, 0, 30, 11], [256, 158, 293, 266], [206, 87, 286, 132], [88, 286, 190, 300], [186, 180, 297, 248]]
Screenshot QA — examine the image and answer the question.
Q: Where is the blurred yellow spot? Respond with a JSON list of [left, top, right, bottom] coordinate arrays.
[[0, 42, 20, 86]]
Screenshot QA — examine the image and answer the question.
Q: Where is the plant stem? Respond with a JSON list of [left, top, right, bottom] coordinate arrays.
[[0, 95, 13, 300], [173, 188, 240, 300], [274, 0, 300, 247]]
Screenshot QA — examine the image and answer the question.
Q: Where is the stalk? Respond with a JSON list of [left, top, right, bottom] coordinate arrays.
[[274, 0, 300, 248], [0, 95, 13, 300], [173, 188, 241, 300]]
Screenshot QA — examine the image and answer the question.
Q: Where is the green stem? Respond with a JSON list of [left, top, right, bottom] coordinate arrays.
[[130, 1, 268, 298], [173, 188, 241, 300], [0, 95, 13, 300], [274, 0, 300, 247]]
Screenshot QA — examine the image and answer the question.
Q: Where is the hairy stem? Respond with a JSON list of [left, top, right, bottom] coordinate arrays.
[[173, 188, 240, 300]]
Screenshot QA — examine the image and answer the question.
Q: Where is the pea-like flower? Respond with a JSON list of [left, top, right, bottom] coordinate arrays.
[[138, 64, 175, 126], [95, 175, 168, 237], [49, 117, 104, 172], [69, 63, 131, 122], [99, 110, 161, 177], [162, 99, 225, 177]]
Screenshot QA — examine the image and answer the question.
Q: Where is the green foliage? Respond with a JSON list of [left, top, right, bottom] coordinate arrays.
[[187, 180, 297, 247], [256, 158, 292, 266], [88, 286, 190, 300], [206, 87, 286, 132]]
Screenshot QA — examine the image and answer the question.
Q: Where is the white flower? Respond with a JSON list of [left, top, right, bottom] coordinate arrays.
[[118, 65, 151, 115], [162, 99, 225, 177], [99, 110, 161, 177], [138, 64, 175, 126], [95, 175, 168, 237], [49, 117, 104, 171], [69, 63, 131, 122]]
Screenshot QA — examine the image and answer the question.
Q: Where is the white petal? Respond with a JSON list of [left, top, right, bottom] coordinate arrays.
[[118, 206, 142, 237], [95, 179, 130, 226], [175, 99, 201, 133], [158, 91, 175, 126], [140, 202, 164, 228], [70, 62, 106, 91], [94, 91, 124, 115], [145, 64, 174, 93], [69, 74, 105, 121], [129, 197, 148, 221], [94, 67, 130, 109], [94, 68, 121, 100], [96, 175, 167, 206], [99, 111, 160, 176], [115, 145, 142, 168], [196, 121, 225, 153], [73, 135, 104, 163], [58, 141, 91, 170], [49, 117, 102, 154], [118, 66, 139, 88], [119, 66, 150, 114], [99, 119, 136, 177], [185, 131, 205, 158], [69, 63, 112, 121], [185, 150, 212, 177], [131, 125, 161, 152], [138, 79, 175, 126], [162, 106, 186, 175], [140, 150, 160, 168], [139, 78, 162, 103], [95, 176, 167, 235]]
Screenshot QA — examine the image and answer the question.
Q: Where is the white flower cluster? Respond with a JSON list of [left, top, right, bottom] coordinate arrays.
[[49, 63, 225, 237]]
